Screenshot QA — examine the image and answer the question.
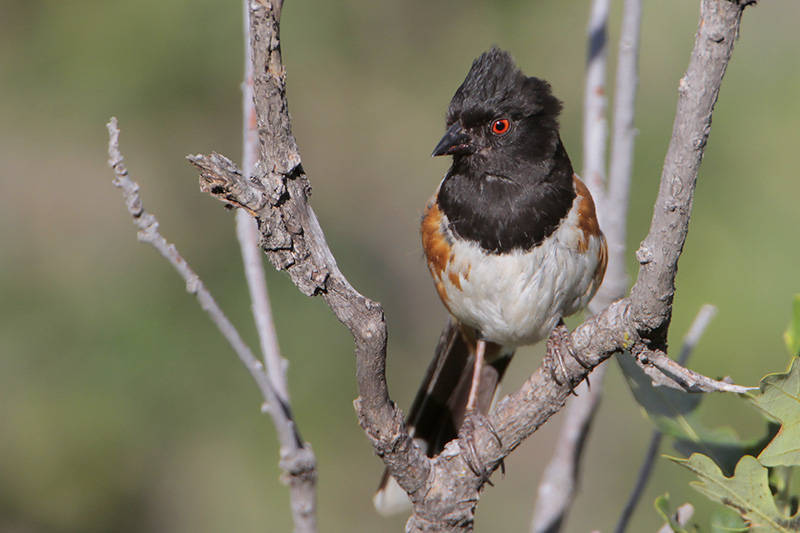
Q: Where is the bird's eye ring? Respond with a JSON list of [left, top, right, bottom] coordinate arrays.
[[491, 118, 511, 136]]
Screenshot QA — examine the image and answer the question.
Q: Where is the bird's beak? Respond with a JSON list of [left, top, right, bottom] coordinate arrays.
[[431, 121, 475, 157]]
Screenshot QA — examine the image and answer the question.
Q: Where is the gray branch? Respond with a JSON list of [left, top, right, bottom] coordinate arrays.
[[532, 0, 644, 528], [239, 0, 291, 415], [603, 0, 642, 301], [187, 0, 755, 530], [236, 1, 317, 528], [582, 0, 611, 203], [531, 0, 614, 530], [107, 118, 318, 533], [630, 0, 749, 336]]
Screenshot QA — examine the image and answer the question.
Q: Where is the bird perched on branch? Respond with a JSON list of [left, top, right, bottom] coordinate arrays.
[[374, 47, 607, 515]]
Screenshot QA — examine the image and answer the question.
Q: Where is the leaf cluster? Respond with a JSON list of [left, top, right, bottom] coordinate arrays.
[[629, 297, 800, 532]]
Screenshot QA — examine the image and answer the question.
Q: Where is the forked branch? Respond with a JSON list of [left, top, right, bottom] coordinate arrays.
[[184, 0, 754, 530]]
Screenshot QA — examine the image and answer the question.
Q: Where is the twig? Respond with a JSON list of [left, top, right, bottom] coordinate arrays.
[[617, 430, 664, 533], [614, 304, 717, 533], [236, 215, 290, 403], [530, 368, 606, 533], [582, 0, 612, 205], [677, 304, 718, 366], [532, 0, 642, 527], [629, 0, 746, 335], [107, 118, 317, 533], [533, 4, 640, 528], [239, 0, 290, 410], [107, 119, 274, 415], [640, 350, 750, 393], [239, 0, 427, 514], [238, 3, 317, 529], [603, 0, 642, 302]]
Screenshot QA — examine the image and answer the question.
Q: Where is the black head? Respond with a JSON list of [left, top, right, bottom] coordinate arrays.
[[433, 47, 563, 164], [433, 47, 576, 254]]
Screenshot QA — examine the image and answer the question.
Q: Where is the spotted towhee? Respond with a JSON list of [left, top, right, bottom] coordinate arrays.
[[374, 47, 607, 514]]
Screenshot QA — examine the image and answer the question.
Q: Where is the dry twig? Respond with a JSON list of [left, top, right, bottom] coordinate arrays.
[[108, 118, 317, 532]]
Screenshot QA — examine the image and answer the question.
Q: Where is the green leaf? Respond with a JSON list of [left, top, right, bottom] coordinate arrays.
[[619, 353, 762, 475], [769, 466, 795, 518], [784, 295, 800, 357], [709, 507, 749, 533], [748, 359, 800, 467], [674, 454, 800, 532]]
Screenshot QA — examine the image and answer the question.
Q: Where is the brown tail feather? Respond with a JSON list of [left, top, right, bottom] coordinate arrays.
[[373, 318, 513, 515]]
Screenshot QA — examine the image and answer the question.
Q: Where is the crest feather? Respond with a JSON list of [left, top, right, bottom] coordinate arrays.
[[446, 46, 562, 126]]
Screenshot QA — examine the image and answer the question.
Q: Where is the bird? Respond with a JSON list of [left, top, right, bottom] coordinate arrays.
[[373, 46, 607, 515]]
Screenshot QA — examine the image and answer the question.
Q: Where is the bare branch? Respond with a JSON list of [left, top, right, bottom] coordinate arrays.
[[532, 0, 613, 530], [240, 0, 428, 502], [582, 0, 611, 204], [603, 0, 642, 302], [677, 304, 718, 366], [238, 3, 317, 528], [108, 118, 317, 533], [108, 120, 272, 414], [237, 214, 290, 402], [617, 430, 663, 533], [629, 0, 748, 336], [531, 368, 607, 533], [640, 350, 750, 393], [239, 0, 290, 410], [532, 0, 643, 526], [188, 0, 755, 529]]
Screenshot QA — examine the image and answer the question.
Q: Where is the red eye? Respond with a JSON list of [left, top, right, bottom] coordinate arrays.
[[491, 118, 510, 135]]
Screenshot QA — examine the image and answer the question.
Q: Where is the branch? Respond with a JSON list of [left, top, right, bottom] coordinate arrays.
[[603, 0, 642, 302], [530, 371, 605, 533], [237, 0, 428, 500], [108, 118, 317, 533], [237, 3, 317, 529], [532, 0, 613, 530], [108, 118, 316, 533], [629, 0, 749, 337], [582, 0, 611, 204], [239, 0, 290, 412], [532, 0, 644, 527], [108, 120, 272, 412], [189, 0, 754, 530]]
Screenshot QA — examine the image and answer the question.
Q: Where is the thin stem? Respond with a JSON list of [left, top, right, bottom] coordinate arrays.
[[582, 0, 612, 205], [239, 0, 290, 407], [603, 0, 642, 302], [107, 118, 288, 445], [240, 2, 317, 531], [531, 0, 623, 529]]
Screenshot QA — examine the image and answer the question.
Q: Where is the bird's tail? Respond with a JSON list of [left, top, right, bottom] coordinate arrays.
[[373, 318, 513, 515]]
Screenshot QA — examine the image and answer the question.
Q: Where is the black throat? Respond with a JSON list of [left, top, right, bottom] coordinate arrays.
[[437, 139, 576, 254]]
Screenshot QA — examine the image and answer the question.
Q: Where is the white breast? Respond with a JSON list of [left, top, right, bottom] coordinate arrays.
[[435, 195, 604, 347]]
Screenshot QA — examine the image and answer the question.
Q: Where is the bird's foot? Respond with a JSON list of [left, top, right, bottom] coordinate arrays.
[[458, 410, 504, 485], [545, 320, 591, 395]]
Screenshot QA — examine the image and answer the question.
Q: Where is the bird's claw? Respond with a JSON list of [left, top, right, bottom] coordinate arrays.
[[545, 321, 591, 395], [458, 410, 504, 485]]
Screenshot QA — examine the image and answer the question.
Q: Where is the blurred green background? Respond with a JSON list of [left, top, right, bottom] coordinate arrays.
[[1, 0, 798, 531]]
